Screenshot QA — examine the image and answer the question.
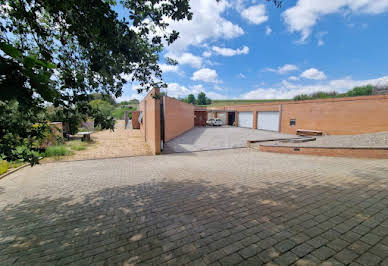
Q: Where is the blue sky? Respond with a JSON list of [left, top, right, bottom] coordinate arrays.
[[117, 0, 388, 101]]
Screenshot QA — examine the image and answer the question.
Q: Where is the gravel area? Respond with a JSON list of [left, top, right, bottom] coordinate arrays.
[[260, 131, 388, 148], [43, 120, 151, 162]]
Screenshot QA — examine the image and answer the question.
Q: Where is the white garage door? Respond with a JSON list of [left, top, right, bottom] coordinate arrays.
[[257, 112, 280, 131], [238, 112, 253, 128]]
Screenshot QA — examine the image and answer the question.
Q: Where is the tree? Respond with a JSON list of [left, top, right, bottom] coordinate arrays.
[[197, 92, 208, 105], [0, 0, 281, 164], [186, 94, 196, 104]]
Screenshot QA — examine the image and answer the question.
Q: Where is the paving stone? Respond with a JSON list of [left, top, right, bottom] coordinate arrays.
[[291, 243, 315, 257], [239, 244, 260, 259], [356, 252, 382, 266], [368, 243, 388, 259], [273, 251, 299, 265], [1, 149, 388, 265], [348, 240, 371, 255], [311, 246, 336, 261], [334, 249, 359, 264], [327, 239, 349, 251], [274, 239, 296, 253], [359, 233, 381, 246], [219, 253, 243, 265], [258, 248, 280, 263]]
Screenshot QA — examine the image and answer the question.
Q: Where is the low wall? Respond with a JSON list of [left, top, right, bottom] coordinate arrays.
[[259, 145, 388, 159], [164, 96, 195, 142], [138, 88, 161, 155]]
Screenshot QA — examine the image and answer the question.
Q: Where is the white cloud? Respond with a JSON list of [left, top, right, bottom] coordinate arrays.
[[160, 83, 226, 99], [316, 31, 328, 46], [166, 0, 244, 52], [159, 64, 180, 74], [288, 76, 300, 81], [266, 64, 299, 74], [166, 52, 202, 68], [241, 4, 269, 25], [191, 68, 220, 83], [265, 26, 272, 35], [190, 84, 227, 99], [300, 68, 327, 80], [283, 0, 388, 42], [202, 51, 212, 58], [212, 46, 249, 57], [241, 75, 388, 100]]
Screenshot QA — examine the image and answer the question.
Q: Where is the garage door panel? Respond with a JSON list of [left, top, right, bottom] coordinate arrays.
[[257, 112, 280, 131], [239, 112, 253, 128]]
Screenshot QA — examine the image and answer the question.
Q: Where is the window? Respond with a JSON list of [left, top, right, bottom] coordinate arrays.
[[290, 119, 296, 126]]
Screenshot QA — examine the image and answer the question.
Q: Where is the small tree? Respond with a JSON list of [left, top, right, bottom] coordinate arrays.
[[197, 92, 207, 105], [186, 94, 196, 104]]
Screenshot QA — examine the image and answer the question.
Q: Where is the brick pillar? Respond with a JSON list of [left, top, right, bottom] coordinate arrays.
[[253, 112, 258, 129], [235, 112, 239, 127], [214, 112, 218, 118]]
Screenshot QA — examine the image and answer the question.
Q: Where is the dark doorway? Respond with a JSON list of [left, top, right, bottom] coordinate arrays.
[[228, 112, 236, 126], [194, 111, 207, 127]]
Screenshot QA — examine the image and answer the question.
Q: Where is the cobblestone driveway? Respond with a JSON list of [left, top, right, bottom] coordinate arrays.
[[164, 127, 293, 153], [0, 150, 388, 265]]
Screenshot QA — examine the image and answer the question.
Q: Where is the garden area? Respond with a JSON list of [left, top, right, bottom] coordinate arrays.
[[0, 93, 141, 177]]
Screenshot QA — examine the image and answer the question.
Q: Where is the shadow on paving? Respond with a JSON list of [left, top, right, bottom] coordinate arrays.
[[0, 171, 388, 265]]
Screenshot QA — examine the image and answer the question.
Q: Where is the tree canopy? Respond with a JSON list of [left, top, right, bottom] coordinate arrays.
[[0, 0, 193, 109]]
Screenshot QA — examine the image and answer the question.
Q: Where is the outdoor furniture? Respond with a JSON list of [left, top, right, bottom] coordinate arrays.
[[76, 131, 93, 141]]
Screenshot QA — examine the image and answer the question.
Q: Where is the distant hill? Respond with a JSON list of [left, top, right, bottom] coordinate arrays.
[[202, 99, 290, 107]]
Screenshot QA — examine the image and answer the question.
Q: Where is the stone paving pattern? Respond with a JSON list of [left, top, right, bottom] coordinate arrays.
[[164, 127, 294, 153], [0, 149, 388, 265]]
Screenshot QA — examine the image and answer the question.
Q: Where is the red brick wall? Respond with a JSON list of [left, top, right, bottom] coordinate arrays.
[[131, 111, 140, 129], [164, 96, 195, 142], [138, 88, 161, 155], [209, 95, 388, 135], [280, 95, 388, 135]]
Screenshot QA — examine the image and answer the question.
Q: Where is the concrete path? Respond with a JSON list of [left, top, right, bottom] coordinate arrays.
[[1, 150, 388, 265], [164, 127, 294, 153]]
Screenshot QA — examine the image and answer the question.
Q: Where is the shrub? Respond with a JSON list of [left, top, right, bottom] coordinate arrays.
[[346, 85, 373, 97], [0, 101, 49, 166], [45, 146, 73, 157], [0, 160, 9, 175]]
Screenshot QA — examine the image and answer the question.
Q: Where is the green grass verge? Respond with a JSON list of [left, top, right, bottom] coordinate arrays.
[[66, 140, 88, 151], [0, 160, 9, 175], [45, 145, 73, 157]]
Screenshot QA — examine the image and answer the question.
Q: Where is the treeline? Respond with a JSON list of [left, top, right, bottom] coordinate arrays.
[[293, 85, 374, 101]]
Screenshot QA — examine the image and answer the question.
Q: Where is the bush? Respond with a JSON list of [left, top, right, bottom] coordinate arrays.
[[45, 145, 73, 157], [0, 100, 49, 166], [0, 160, 9, 175], [294, 91, 338, 101], [346, 85, 373, 97]]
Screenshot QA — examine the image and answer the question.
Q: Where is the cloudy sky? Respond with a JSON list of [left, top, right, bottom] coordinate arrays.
[[118, 0, 388, 101]]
